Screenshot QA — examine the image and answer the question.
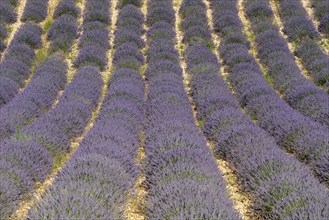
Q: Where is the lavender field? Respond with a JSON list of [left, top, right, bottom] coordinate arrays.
[[0, 0, 328, 219]]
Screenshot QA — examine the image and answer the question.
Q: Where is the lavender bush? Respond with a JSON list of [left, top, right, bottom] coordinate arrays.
[[21, 0, 49, 23], [0, 1, 17, 23], [75, 0, 110, 70], [53, 0, 80, 19], [48, 13, 79, 53]]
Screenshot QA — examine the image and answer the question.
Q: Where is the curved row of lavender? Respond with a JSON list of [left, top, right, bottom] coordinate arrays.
[[74, 0, 111, 71], [0, 64, 103, 217], [275, 0, 329, 91], [309, 0, 329, 34], [244, 0, 329, 127], [0, 0, 18, 53], [0, 55, 67, 140], [21, 0, 50, 23], [0, 0, 81, 140], [276, 0, 319, 41], [0, 23, 43, 107], [0, 55, 66, 217], [296, 38, 329, 92], [47, 0, 80, 53], [212, 0, 329, 184], [0, 0, 107, 217], [142, 0, 239, 218], [28, 0, 146, 218], [0, 0, 51, 107], [17, 0, 106, 176], [180, 0, 329, 218]]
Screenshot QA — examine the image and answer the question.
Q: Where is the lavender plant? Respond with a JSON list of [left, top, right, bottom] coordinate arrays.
[[21, 0, 50, 23], [74, 0, 110, 70]]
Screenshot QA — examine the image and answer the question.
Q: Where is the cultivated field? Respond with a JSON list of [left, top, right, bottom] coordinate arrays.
[[0, 0, 328, 219]]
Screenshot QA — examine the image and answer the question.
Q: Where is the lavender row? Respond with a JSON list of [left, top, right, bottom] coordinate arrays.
[[22, 66, 103, 151], [0, 23, 43, 107], [47, 0, 80, 53], [181, 1, 329, 218], [114, 0, 144, 42], [295, 38, 329, 91], [74, 0, 111, 71], [28, 2, 146, 218], [0, 54, 67, 217], [142, 0, 238, 218], [0, 0, 17, 24], [276, 0, 319, 41], [0, 0, 18, 54], [275, 0, 329, 91], [113, 3, 145, 64], [0, 54, 67, 140], [0, 0, 18, 52], [209, 0, 329, 183], [0, 66, 102, 218], [0, 139, 53, 218], [179, 0, 213, 47], [310, 0, 329, 34], [21, 0, 49, 23], [0, 24, 8, 52], [244, 0, 329, 127]]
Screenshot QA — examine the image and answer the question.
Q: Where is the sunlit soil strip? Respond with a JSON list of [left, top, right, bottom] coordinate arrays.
[[300, 0, 329, 52], [301, 0, 320, 31], [207, 142, 256, 220], [173, 0, 252, 219], [67, 0, 86, 83], [173, 0, 193, 117], [125, 133, 147, 220], [140, 0, 148, 44], [0, 0, 27, 62], [125, 79, 149, 220], [125, 1, 148, 219], [268, 0, 322, 85], [9, 1, 118, 219]]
